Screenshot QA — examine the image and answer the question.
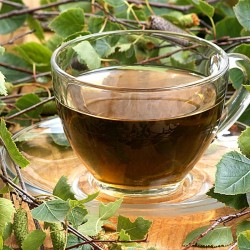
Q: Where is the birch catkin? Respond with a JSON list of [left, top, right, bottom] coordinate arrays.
[[148, 15, 188, 34], [148, 15, 191, 46], [13, 207, 29, 247]]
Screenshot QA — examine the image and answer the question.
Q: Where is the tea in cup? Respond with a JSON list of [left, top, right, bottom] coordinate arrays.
[[51, 30, 250, 197]]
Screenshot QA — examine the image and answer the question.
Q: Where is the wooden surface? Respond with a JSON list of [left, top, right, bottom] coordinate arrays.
[[4, 203, 234, 249], [2, 1, 236, 249]]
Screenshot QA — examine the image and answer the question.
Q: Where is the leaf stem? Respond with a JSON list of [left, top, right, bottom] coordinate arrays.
[[4, 96, 55, 121], [209, 17, 216, 39], [93, 2, 139, 29], [183, 209, 250, 249], [145, 0, 155, 15]]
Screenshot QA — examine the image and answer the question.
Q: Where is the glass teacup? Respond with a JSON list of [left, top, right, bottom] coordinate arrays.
[[51, 30, 250, 198]]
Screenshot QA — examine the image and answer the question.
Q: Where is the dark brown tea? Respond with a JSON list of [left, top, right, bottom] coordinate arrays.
[[57, 67, 224, 190]]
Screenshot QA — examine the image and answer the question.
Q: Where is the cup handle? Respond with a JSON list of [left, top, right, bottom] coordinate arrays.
[[218, 53, 250, 134]]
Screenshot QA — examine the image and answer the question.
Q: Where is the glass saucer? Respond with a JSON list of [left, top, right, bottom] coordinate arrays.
[[1, 117, 245, 216]]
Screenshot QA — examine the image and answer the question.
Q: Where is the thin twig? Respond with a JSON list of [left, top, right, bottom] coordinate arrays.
[[4, 96, 55, 121], [127, 0, 221, 12], [228, 242, 237, 250], [67, 226, 103, 250], [139, 44, 198, 64], [0, 0, 25, 8], [12, 72, 51, 84], [0, 62, 33, 74], [93, 2, 139, 29], [34, 11, 147, 26], [66, 235, 148, 250], [13, 163, 27, 192], [183, 209, 250, 249], [0, 0, 83, 19], [0, 174, 37, 203], [0, 91, 51, 101], [0, 30, 35, 46]]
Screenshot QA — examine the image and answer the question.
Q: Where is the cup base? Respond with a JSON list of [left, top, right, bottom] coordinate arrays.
[[72, 171, 194, 203], [90, 174, 186, 197]]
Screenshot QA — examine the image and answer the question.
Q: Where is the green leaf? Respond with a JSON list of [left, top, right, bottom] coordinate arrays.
[[22, 230, 46, 250], [73, 41, 101, 70], [53, 176, 75, 201], [94, 39, 115, 57], [229, 68, 244, 90], [119, 229, 131, 241], [63, 31, 90, 42], [26, 15, 45, 42], [232, 44, 250, 58], [234, 0, 250, 32], [49, 8, 85, 38], [247, 192, 250, 207], [238, 128, 250, 158], [3, 245, 13, 250], [67, 206, 88, 228], [238, 230, 250, 250], [0, 119, 29, 168], [88, 16, 122, 34], [186, 0, 214, 18], [0, 52, 31, 82], [99, 198, 123, 220], [0, 177, 19, 195], [0, 198, 15, 234], [214, 17, 242, 39], [78, 215, 104, 236], [206, 16, 242, 40], [2, 222, 12, 241], [104, 0, 126, 7], [31, 199, 70, 223], [0, 46, 5, 56], [117, 216, 152, 240], [244, 85, 250, 93], [49, 133, 70, 147], [117, 229, 137, 247], [78, 192, 99, 204], [15, 42, 52, 71], [0, 236, 2, 250], [58, 2, 91, 12], [45, 34, 63, 51], [117, 43, 132, 53], [207, 187, 248, 209], [237, 221, 250, 236], [183, 226, 233, 247], [0, 0, 26, 34], [215, 1, 235, 17], [14, 93, 43, 118], [0, 72, 6, 96], [66, 234, 92, 250], [214, 151, 250, 195], [239, 105, 250, 125], [69, 192, 99, 209]]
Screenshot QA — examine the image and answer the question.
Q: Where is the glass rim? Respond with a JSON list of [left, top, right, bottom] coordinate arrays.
[[51, 30, 229, 92]]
